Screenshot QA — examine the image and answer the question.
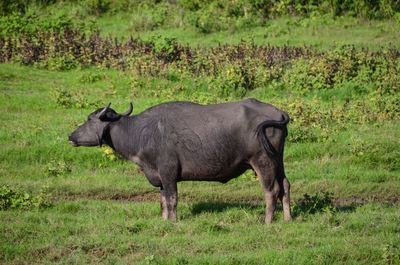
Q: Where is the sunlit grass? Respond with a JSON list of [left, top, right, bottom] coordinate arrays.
[[1, 200, 399, 264], [0, 60, 399, 264]]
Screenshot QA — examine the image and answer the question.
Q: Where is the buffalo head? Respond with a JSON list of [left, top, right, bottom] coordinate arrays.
[[69, 102, 133, 147]]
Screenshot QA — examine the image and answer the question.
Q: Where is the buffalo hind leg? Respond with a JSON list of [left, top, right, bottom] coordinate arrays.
[[251, 155, 280, 224], [279, 175, 292, 222], [277, 130, 292, 222]]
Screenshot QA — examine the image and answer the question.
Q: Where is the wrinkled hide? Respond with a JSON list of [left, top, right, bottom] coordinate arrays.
[[69, 98, 292, 223]]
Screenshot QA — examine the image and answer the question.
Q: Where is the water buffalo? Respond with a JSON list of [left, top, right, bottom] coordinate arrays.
[[69, 98, 292, 223]]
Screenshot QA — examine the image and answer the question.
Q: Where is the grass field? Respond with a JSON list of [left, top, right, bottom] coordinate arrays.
[[1, 6, 400, 264], [1, 62, 399, 264]]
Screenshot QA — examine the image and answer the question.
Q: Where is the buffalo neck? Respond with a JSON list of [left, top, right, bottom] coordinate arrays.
[[103, 116, 138, 159]]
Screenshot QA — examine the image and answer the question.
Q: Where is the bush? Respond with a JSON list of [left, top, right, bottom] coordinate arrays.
[[98, 146, 123, 168], [129, 3, 170, 32], [0, 186, 51, 210], [79, 71, 105, 83], [192, 3, 226, 33], [85, 0, 111, 15], [52, 87, 101, 109], [38, 54, 79, 71], [1, 0, 400, 29], [213, 64, 248, 98], [0, 11, 95, 37], [0, 0, 28, 15], [292, 192, 336, 217], [46, 159, 71, 177], [151, 36, 181, 63]]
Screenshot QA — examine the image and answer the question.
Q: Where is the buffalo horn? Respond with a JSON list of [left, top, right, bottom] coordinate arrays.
[[120, 102, 133, 117], [97, 102, 111, 118]]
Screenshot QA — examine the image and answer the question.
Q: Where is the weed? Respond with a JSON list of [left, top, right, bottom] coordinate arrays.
[[52, 87, 100, 109], [214, 64, 248, 97], [46, 159, 71, 177], [38, 54, 79, 71], [85, 0, 111, 15], [151, 35, 180, 63], [145, 254, 155, 264], [79, 71, 105, 83], [292, 192, 337, 217], [0, 185, 51, 210], [382, 243, 400, 265], [98, 146, 122, 168], [101, 146, 118, 162], [0, 10, 94, 37], [53, 87, 74, 108]]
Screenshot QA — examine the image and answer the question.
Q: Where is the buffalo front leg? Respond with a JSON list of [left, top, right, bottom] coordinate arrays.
[[160, 188, 168, 220], [159, 164, 178, 222], [160, 182, 178, 222]]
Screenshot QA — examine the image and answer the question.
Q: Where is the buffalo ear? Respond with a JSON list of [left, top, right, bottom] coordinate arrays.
[[99, 111, 120, 122]]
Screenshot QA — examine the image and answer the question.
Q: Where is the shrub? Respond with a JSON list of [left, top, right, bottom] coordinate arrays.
[[0, 0, 28, 15], [292, 192, 336, 217], [85, 0, 111, 15], [129, 3, 170, 32], [192, 4, 226, 33], [46, 159, 71, 177], [0, 185, 51, 210], [98, 146, 125, 168], [38, 54, 79, 71], [213, 64, 248, 98], [213, 59, 263, 97], [0, 11, 94, 37], [52, 87, 101, 109], [101, 146, 119, 162], [79, 71, 105, 83], [2, 0, 400, 28], [151, 36, 181, 63]]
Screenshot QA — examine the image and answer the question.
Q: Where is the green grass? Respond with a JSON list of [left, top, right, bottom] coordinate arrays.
[[0, 58, 399, 263], [1, 2, 400, 262], [1, 200, 399, 264]]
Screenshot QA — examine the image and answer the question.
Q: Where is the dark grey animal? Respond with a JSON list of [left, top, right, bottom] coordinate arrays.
[[69, 99, 292, 223]]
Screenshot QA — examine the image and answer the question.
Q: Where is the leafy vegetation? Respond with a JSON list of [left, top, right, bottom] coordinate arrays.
[[2, 0, 400, 28], [291, 192, 336, 217], [0, 186, 51, 210], [0, 1, 399, 264]]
